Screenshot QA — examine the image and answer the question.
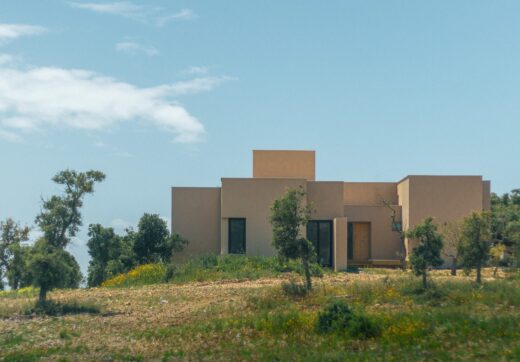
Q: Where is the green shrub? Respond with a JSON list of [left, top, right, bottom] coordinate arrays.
[[316, 300, 381, 339], [102, 255, 328, 288], [281, 280, 308, 298], [23, 300, 100, 316], [163, 264, 177, 282], [316, 299, 354, 333]]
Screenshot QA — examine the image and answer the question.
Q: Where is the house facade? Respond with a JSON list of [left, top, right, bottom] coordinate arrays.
[[171, 150, 491, 271]]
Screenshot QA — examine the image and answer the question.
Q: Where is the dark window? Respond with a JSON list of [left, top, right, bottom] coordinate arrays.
[[307, 220, 333, 267], [228, 218, 246, 254]]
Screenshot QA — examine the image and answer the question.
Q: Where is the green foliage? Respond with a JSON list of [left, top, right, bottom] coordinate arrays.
[[0, 218, 30, 290], [35, 169, 105, 248], [27, 169, 104, 301], [459, 212, 492, 283], [103, 255, 326, 288], [102, 263, 166, 287], [133, 213, 187, 264], [281, 279, 308, 298], [26, 239, 82, 300], [270, 187, 316, 290], [23, 300, 100, 316], [406, 217, 444, 288], [316, 300, 381, 338], [86, 224, 136, 287], [86, 214, 188, 287]]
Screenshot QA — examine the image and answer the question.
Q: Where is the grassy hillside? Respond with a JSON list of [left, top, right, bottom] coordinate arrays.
[[1, 266, 520, 361]]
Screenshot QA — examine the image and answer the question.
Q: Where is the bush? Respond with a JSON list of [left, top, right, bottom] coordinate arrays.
[[316, 300, 381, 339], [163, 263, 178, 282], [102, 255, 328, 288], [102, 264, 166, 287], [23, 300, 100, 316], [281, 280, 308, 298]]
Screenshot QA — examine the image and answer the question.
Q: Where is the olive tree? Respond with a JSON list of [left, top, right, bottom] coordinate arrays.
[[270, 187, 315, 290], [406, 217, 444, 289], [31, 169, 105, 302], [458, 211, 492, 283], [438, 220, 464, 276], [0, 218, 30, 290]]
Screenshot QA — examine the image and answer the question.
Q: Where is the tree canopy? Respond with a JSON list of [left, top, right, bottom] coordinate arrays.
[[270, 187, 315, 290]]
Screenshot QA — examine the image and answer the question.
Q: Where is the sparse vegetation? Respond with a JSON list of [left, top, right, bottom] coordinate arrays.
[[102, 254, 324, 287], [1, 268, 520, 360]]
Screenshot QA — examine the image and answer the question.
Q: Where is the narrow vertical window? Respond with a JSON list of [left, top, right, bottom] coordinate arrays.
[[228, 218, 246, 254]]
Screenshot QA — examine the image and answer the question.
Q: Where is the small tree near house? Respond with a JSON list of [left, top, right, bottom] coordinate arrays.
[[381, 200, 406, 270], [270, 187, 315, 291], [458, 211, 492, 284], [438, 220, 464, 276], [406, 217, 444, 289]]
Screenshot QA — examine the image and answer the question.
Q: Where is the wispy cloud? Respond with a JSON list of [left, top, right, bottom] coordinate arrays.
[[0, 23, 46, 42], [115, 41, 159, 56], [182, 66, 209, 76], [163, 76, 235, 96], [69, 2, 196, 26], [0, 58, 232, 143]]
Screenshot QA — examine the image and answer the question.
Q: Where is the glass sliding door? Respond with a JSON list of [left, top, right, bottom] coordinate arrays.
[[228, 218, 246, 254], [306, 220, 333, 267]]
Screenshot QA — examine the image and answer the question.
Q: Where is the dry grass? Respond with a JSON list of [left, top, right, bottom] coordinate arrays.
[[1, 268, 519, 361]]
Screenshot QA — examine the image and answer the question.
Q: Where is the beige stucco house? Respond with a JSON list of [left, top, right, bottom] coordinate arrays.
[[172, 150, 491, 271]]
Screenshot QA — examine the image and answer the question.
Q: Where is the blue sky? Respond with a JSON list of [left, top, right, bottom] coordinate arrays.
[[1, 1, 519, 274]]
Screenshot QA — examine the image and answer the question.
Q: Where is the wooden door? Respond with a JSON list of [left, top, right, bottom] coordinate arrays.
[[353, 223, 370, 261]]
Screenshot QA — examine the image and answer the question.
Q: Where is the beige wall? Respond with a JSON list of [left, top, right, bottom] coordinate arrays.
[[344, 182, 398, 205], [406, 176, 485, 227], [252, 150, 315, 180], [307, 181, 344, 219], [221, 178, 307, 256], [344, 205, 402, 260], [399, 176, 486, 258], [171, 187, 221, 262], [333, 217, 348, 271]]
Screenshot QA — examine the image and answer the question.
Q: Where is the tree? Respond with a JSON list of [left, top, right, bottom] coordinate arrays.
[[506, 220, 520, 267], [31, 169, 105, 302], [26, 239, 82, 301], [35, 170, 106, 248], [458, 211, 492, 283], [133, 214, 187, 264], [406, 217, 444, 288], [438, 220, 464, 276], [0, 218, 30, 290], [381, 200, 406, 270], [5, 243, 32, 290], [87, 224, 129, 287], [270, 187, 315, 291]]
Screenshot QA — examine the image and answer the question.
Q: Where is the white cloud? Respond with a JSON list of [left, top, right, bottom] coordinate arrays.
[[0, 129, 22, 142], [163, 76, 234, 96], [0, 24, 46, 42], [69, 2, 196, 26], [0, 59, 234, 143], [182, 66, 209, 75], [115, 41, 159, 56]]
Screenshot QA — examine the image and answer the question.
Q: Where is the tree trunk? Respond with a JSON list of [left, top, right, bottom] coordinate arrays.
[[451, 257, 457, 276], [302, 258, 312, 291], [38, 286, 47, 303], [400, 235, 407, 271], [422, 272, 427, 289], [476, 263, 482, 284]]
